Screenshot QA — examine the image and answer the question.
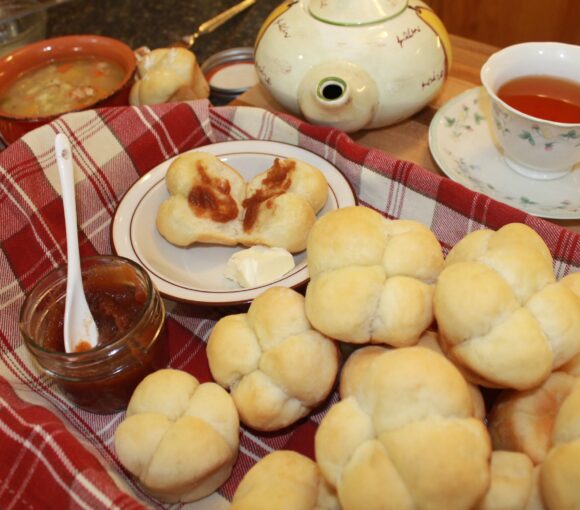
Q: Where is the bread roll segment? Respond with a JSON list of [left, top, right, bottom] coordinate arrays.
[[476, 451, 536, 510], [305, 206, 444, 347], [434, 223, 580, 390], [114, 369, 239, 503], [156, 152, 246, 246], [231, 450, 340, 510]]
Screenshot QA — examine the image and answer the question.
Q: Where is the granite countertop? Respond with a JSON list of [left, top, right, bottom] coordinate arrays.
[[46, 0, 282, 66]]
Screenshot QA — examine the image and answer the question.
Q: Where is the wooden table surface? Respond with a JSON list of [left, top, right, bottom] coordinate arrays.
[[233, 34, 580, 235]]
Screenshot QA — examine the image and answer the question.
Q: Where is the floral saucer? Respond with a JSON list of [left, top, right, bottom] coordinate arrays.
[[428, 87, 580, 219]]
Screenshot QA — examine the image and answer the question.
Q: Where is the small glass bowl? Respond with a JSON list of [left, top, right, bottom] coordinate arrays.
[[0, 1, 47, 58], [20, 255, 169, 414]]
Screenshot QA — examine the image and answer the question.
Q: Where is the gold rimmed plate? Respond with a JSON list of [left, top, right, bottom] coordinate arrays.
[[112, 140, 357, 305]]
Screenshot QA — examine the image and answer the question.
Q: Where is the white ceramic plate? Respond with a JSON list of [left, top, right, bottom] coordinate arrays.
[[112, 140, 357, 305], [429, 87, 580, 219]]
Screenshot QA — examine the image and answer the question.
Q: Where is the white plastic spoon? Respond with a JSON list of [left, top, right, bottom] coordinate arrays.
[[54, 133, 98, 353]]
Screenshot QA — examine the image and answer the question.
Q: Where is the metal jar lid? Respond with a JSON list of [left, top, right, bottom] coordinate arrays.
[[201, 47, 258, 105]]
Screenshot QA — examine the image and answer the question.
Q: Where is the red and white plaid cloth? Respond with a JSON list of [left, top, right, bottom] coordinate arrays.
[[1, 100, 579, 509]]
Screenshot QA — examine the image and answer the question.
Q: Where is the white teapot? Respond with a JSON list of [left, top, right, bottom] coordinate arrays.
[[254, 0, 451, 132]]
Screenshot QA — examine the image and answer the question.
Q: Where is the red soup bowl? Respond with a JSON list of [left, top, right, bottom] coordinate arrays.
[[0, 35, 136, 144]]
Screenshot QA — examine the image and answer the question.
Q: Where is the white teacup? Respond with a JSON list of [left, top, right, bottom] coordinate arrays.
[[480, 42, 580, 180]]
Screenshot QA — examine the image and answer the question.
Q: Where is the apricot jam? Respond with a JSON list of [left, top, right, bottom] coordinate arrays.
[[242, 158, 294, 231], [20, 256, 168, 414], [188, 161, 239, 223]]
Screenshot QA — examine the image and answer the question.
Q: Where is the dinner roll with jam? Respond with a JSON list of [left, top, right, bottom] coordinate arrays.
[[114, 369, 239, 503], [315, 346, 491, 510], [305, 206, 444, 347], [434, 223, 580, 390], [488, 371, 580, 509], [207, 286, 340, 431], [231, 451, 340, 510], [156, 152, 328, 253]]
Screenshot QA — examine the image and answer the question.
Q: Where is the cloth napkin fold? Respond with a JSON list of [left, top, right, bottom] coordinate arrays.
[[1, 99, 578, 509]]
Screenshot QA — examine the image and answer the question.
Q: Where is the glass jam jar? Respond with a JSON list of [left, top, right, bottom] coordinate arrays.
[[20, 255, 168, 414]]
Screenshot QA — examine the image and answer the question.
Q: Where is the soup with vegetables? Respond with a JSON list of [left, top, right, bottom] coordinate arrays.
[[0, 56, 126, 117]]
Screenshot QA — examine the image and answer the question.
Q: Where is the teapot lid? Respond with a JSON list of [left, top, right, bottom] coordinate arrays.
[[308, 0, 408, 25]]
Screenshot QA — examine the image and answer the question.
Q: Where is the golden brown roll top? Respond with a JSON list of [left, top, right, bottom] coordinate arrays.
[[305, 206, 444, 347], [434, 223, 580, 390]]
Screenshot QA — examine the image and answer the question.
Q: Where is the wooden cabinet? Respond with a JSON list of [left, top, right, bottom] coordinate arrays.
[[423, 0, 580, 48]]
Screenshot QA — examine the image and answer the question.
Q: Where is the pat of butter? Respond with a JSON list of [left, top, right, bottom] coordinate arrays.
[[224, 246, 295, 288]]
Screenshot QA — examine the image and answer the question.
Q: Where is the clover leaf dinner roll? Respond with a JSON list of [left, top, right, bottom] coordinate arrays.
[[315, 346, 492, 510], [114, 369, 239, 503], [231, 451, 340, 510], [434, 223, 580, 390], [305, 206, 444, 347], [207, 286, 340, 431]]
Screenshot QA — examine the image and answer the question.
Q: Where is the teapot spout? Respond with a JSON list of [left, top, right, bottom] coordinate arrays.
[[297, 61, 378, 133]]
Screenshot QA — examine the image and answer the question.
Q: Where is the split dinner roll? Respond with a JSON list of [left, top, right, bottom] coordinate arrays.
[[207, 287, 340, 431], [315, 346, 491, 510], [114, 369, 239, 503], [157, 151, 328, 253], [434, 223, 580, 390], [231, 451, 340, 510], [305, 206, 444, 346], [488, 371, 580, 509], [129, 47, 209, 105]]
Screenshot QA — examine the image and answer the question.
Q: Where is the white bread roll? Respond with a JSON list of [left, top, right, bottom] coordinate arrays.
[[114, 369, 239, 503], [207, 287, 340, 431], [305, 206, 444, 347], [129, 47, 209, 106], [315, 346, 491, 510], [156, 153, 328, 253], [434, 224, 580, 390], [231, 451, 340, 510]]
